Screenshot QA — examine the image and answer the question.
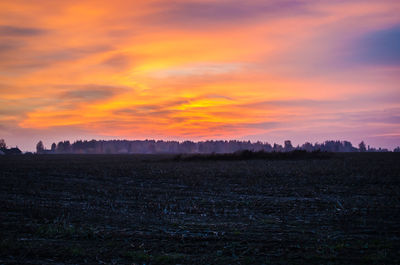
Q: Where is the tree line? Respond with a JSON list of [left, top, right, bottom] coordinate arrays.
[[32, 139, 397, 154]]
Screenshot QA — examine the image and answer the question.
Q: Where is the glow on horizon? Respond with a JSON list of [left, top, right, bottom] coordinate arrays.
[[0, 0, 399, 151]]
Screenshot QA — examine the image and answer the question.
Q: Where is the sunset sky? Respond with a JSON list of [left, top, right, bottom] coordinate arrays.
[[1, 0, 399, 151]]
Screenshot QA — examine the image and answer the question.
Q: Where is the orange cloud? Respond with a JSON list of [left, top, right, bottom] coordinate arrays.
[[1, 0, 400, 150]]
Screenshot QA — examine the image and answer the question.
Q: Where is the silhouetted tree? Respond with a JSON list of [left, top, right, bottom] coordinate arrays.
[[51, 143, 56, 152], [36, 141, 44, 154], [359, 141, 366, 152], [301, 142, 313, 152], [0, 139, 6, 150], [273, 143, 283, 152], [284, 140, 293, 152], [56, 140, 71, 153]]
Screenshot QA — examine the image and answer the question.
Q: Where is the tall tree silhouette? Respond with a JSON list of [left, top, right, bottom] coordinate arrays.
[[36, 141, 44, 154], [359, 141, 367, 152], [0, 139, 6, 150], [51, 143, 56, 152]]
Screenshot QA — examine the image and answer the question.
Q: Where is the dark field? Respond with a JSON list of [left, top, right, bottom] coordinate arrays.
[[1, 153, 399, 264]]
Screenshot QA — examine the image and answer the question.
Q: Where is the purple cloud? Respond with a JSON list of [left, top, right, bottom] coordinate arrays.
[[148, 0, 309, 27]]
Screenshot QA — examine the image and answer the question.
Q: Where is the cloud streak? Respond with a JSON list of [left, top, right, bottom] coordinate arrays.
[[148, 0, 309, 27], [0, 0, 399, 151], [0, 25, 46, 37]]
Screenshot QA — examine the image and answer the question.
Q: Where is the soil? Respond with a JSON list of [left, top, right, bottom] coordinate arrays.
[[1, 153, 399, 264]]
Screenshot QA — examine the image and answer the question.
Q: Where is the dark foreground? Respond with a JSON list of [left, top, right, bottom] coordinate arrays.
[[0, 153, 399, 264]]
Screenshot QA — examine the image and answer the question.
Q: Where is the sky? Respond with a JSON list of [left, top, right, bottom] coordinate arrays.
[[0, 0, 399, 151]]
